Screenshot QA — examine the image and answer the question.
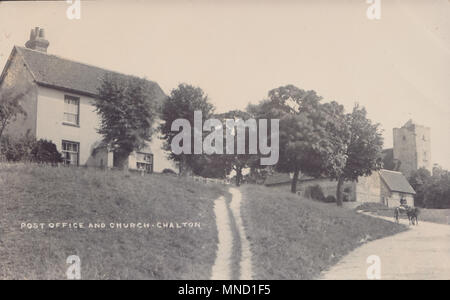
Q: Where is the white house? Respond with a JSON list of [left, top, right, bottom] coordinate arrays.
[[0, 27, 174, 172]]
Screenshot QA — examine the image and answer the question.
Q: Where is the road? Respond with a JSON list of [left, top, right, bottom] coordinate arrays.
[[320, 214, 450, 280]]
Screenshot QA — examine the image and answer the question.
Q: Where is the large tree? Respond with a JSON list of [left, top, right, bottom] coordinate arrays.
[[214, 110, 259, 186], [250, 85, 346, 193], [95, 74, 159, 169], [331, 104, 383, 206], [159, 83, 214, 175]]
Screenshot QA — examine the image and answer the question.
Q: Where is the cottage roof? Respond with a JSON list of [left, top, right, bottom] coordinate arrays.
[[3, 46, 166, 103], [379, 169, 416, 194]]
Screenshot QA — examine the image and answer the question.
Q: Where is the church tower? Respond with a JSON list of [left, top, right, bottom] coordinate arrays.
[[393, 120, 431, 178]]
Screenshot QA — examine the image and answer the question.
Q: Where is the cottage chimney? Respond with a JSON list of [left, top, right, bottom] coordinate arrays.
[[25, 27, 49, 52]]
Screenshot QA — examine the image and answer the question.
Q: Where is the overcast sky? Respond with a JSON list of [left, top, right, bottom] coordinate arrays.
[[0, 0, 449, 169]]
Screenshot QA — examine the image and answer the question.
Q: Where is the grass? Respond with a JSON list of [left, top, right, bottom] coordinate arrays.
[[240, 185, 407, 280], [0, 163, 226, 279], [355, 202, 450, 225]]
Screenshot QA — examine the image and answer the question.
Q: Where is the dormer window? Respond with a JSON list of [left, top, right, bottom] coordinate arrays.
[[63, 95, 80, 126]]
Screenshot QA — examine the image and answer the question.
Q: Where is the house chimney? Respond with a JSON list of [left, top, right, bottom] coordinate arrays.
[[25, 27, 49, 52]]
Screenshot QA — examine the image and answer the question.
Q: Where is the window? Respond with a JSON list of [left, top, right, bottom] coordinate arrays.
[[64, 95, 80, 126], [136, 152, 153, 173], [62, 140, 79, 166]]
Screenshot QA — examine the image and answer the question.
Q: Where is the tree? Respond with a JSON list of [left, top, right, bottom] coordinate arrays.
[[409, 166, 450, 208], [0, 87, 28, 152], [214, 110, 259, 186], [423, 173, 450, 208], [159, 83, 214, 175], [408, 167, 432, 207], [95, 73, 159, 169], [331, 104, 383, 206], [251, 85, 344, 193]]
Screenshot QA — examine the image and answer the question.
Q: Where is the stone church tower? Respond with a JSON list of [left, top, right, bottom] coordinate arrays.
[[393, 120, 431, 177]]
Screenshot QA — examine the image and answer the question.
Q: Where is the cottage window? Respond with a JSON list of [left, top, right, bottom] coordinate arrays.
[[136, 152, 153, 173], [64, 95, 80, 125], [62, 140, 80, 166]]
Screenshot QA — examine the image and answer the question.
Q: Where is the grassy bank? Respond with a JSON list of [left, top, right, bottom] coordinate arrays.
[[356, 203, 450, 225], [240, 185, 407, 280], [0, 163, 226, 279]]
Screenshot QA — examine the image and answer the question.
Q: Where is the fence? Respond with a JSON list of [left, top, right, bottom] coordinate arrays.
[[189, 175, 231, 185]]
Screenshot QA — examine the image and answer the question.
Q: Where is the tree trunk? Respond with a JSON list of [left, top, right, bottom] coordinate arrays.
[[178, 155, 188, 176], [113, 151, 129, 170], [336, 176, 344, 207], [236, 167, 242, 187], [291, 169, 299, 193]]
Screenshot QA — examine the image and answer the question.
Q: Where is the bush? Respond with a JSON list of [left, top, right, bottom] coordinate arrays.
[[0, 134, 35, 162], [0, 136, 62, 165], [305, 185, 325, 202], [324, 195, 336, 203], [30, 139, 63, 164], [162, 168, 177, 175]]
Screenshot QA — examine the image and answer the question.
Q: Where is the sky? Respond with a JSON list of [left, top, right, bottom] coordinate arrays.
[[0, 0, 449, 169]]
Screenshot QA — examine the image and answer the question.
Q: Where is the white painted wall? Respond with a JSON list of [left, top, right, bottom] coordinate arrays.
[[35, 86, 176, 171], [36, 86, 103, 165]]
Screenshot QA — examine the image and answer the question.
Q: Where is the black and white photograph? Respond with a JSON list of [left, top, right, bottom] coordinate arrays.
[[0, 0, 449, 286]]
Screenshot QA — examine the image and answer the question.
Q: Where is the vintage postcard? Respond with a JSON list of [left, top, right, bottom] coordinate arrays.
[[0, 0, 449, 287]]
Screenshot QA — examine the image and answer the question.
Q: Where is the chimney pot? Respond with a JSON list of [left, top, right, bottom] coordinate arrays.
[[25, 27, 49, 53]]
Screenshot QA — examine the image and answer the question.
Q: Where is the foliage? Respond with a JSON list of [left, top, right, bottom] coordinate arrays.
[[408, 168, 432, 207], [0, 135, 62, 164], [0, 85, 29, 145], [325, 195, 337, 203], [30, 139, 63, 164], [249, 85, 347, 194], [0, 133, 35, 162], [331, 104, 383, 206], [95, 73, 159, 169], [159, 83, 214, 175], [408, 167, 450, 208], [162, 168, 177, 175], [305, 185, 325, 201], [212, 110, 259, 186]]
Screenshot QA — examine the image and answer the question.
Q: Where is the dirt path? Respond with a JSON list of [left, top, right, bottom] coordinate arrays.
[[229, 188, 253, 280], [210, 196, 233, 280], [210, 188, 253, 280], [320, 213, 450, 280]]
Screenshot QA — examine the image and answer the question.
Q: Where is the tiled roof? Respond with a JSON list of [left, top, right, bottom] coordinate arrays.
[[379, 169, 416, 194], [13, 46, 166, 103]]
